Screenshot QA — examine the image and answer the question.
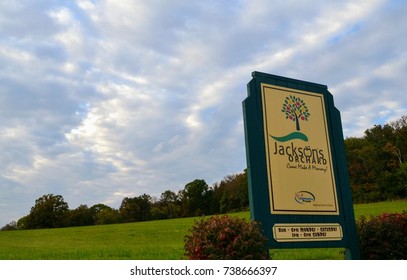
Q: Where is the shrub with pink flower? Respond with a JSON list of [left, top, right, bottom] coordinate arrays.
[[356, 211, 407, 259], [184, 215, 270, 260]]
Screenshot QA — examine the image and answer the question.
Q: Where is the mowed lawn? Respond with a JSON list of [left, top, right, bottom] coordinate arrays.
[[0, 217, 193, 260], [0, 200, 406, 260]]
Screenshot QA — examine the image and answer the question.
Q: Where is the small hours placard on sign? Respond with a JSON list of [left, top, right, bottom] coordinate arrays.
[[272, 223, 343, 242]]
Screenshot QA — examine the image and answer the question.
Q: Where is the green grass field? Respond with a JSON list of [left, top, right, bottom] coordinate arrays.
[[0, 200, 406, 260]]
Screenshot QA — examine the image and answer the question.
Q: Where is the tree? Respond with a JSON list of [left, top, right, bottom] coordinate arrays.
[[17, 215, 29, 229], [89, 203, 111, 215], [135, 194, 152, 221], [66, 204, 93, 227], [282, 95, 310, 131], [90, 204, 121, 225], [215, 171, 249, 213], [364, 124, 397, 172], [345, 137, 376, 185], [181, 179, 211, 216], [345, 115, 407, 202], [154, 190, 180, 219], [119, 197, 138, 222], [390, 115, 407, 165], [26, 194, 69, 229], [120, 194, 152, 222], [1, 221, 18, 231]]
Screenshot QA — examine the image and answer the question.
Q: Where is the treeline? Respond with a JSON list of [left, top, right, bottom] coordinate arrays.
[[2, 172, 249, 230], [2, 115, 406, 231], [345, 115, 407, 203]]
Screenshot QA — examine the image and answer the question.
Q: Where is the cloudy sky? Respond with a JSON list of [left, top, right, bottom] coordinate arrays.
[[1, 0, 406, 226]]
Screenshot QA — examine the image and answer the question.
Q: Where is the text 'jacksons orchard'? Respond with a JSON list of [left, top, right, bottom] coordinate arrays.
[[272, 141, 328, 165]]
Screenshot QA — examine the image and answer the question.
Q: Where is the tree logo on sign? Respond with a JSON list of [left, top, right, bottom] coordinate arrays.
[[270, 95, 310, 142], [282, 95, 310, 131]]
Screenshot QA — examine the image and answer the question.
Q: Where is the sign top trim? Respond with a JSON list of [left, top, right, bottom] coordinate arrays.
[[252, 71, 328, 90]]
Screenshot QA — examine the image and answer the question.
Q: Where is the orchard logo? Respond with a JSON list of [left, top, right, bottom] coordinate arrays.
[[294, 191, 315, 204], [282, 95, 310, 131], [271, 95, 310, 142]]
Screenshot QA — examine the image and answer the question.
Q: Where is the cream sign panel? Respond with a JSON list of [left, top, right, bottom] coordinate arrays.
[[261, 84, 339, 215]]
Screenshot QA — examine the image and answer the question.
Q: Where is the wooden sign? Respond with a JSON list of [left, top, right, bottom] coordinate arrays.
[[243, 72, 360, 259]]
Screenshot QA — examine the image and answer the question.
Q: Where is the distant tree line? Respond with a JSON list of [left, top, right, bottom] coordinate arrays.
[[345, 115, 407, 203], [2, 171, 249, 230], [2, 115, 406, 231]]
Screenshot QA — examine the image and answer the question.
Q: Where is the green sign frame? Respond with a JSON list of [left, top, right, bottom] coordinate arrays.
[[243, 71, 360, 259]]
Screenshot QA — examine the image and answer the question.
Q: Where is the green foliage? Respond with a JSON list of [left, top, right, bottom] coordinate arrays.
[[212, 170, 249, 214], [152, 190, 181, 220], [66, 205, 94, 227], [180, 179, 211, 216], [17, 215, 28, 229], [92, 204, 122, 225], [184, 215, 269, 260], [345, 115, 407, 203], [356, 212, 407, 260], [11, 170, 250, 229], [120, 194, 152, 222], [25, 194, 69, 229], [0, 221, 18, 231]]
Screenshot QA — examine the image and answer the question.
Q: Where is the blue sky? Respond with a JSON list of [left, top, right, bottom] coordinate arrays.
[[1, 0, 406, 226]]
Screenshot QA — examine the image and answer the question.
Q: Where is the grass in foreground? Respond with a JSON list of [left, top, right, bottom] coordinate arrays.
[[0, 200, 405, 260], [0, 218, 193, 260], [353, 199, 406, 219]]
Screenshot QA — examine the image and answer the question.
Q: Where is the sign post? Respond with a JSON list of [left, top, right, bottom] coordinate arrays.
[[243, 71, 360, 259]]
